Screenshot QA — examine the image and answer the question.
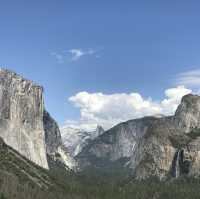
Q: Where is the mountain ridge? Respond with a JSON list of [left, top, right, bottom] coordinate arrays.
[[75, 94, 200, 180]]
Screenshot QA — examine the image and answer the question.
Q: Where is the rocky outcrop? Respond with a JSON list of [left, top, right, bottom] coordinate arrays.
[[174, 94, 200, 133], [129, 117, 178, 179], [0, 68, 49, 169], [76, 94, 200, 179]]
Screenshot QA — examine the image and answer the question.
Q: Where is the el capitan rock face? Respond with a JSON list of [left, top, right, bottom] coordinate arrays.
[[0, 68, 78, 170], [76, 94, 200, 179], [0, 68, 49, 168]]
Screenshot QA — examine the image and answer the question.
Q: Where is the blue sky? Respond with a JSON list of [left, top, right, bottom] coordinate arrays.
[[1, 1, 200, 129]]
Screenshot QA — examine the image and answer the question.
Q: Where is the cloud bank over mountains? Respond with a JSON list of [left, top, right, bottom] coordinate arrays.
[[63, 86, 191, 131]]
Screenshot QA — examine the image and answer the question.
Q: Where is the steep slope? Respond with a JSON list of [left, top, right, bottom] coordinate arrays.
[[76, 94, 200, 179], [0, 136, 69, 199]]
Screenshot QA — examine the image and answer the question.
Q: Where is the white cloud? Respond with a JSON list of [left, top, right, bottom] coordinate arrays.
[[175, 69, 200, 87], [51, 48, 101, 63], [68, 48, 100, 61], [63, 86, 192, 131], [161, 86, 192, 114], [68, 49, 85, 61]]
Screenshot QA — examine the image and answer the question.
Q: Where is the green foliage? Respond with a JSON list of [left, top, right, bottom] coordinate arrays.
[[169, 128, 200, 149], [0, 193, 6, 199], [62, 177, 200, 199], [187, 128, 200, 139], [2, 157, 200, 199], [2, 138, 200, 199], [169, 134, 190, 148], [43, 176, 200, 199]]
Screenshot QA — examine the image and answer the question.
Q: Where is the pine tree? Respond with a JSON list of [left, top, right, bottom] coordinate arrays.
[[0, 193, 6, 199]]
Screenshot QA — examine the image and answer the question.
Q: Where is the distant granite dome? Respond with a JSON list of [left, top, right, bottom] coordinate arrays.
[[61, 125, 104, 157]]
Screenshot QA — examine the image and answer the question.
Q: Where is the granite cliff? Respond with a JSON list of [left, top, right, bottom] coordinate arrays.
[[0, 68, 71, 170], [0, 69, 49, 168]]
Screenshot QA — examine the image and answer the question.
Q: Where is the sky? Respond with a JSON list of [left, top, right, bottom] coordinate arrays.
[[1, 1, 200, 130]]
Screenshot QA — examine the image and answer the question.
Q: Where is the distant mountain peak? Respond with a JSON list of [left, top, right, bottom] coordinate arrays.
[[61, 124, 105, 158]]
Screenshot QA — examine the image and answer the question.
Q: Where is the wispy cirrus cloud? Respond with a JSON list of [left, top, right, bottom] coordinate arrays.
[[175, 69, 200, 87], [68, 49, 85, 61], [51, 48, 101, 63], [68, 48, 100, 61]]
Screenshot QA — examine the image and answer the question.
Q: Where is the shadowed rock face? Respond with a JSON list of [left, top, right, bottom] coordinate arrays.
[[43, 110, 62, 155], [76, 94, 200, 179], [43, 110, 76, 170], [0, 68, 49, 169]]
